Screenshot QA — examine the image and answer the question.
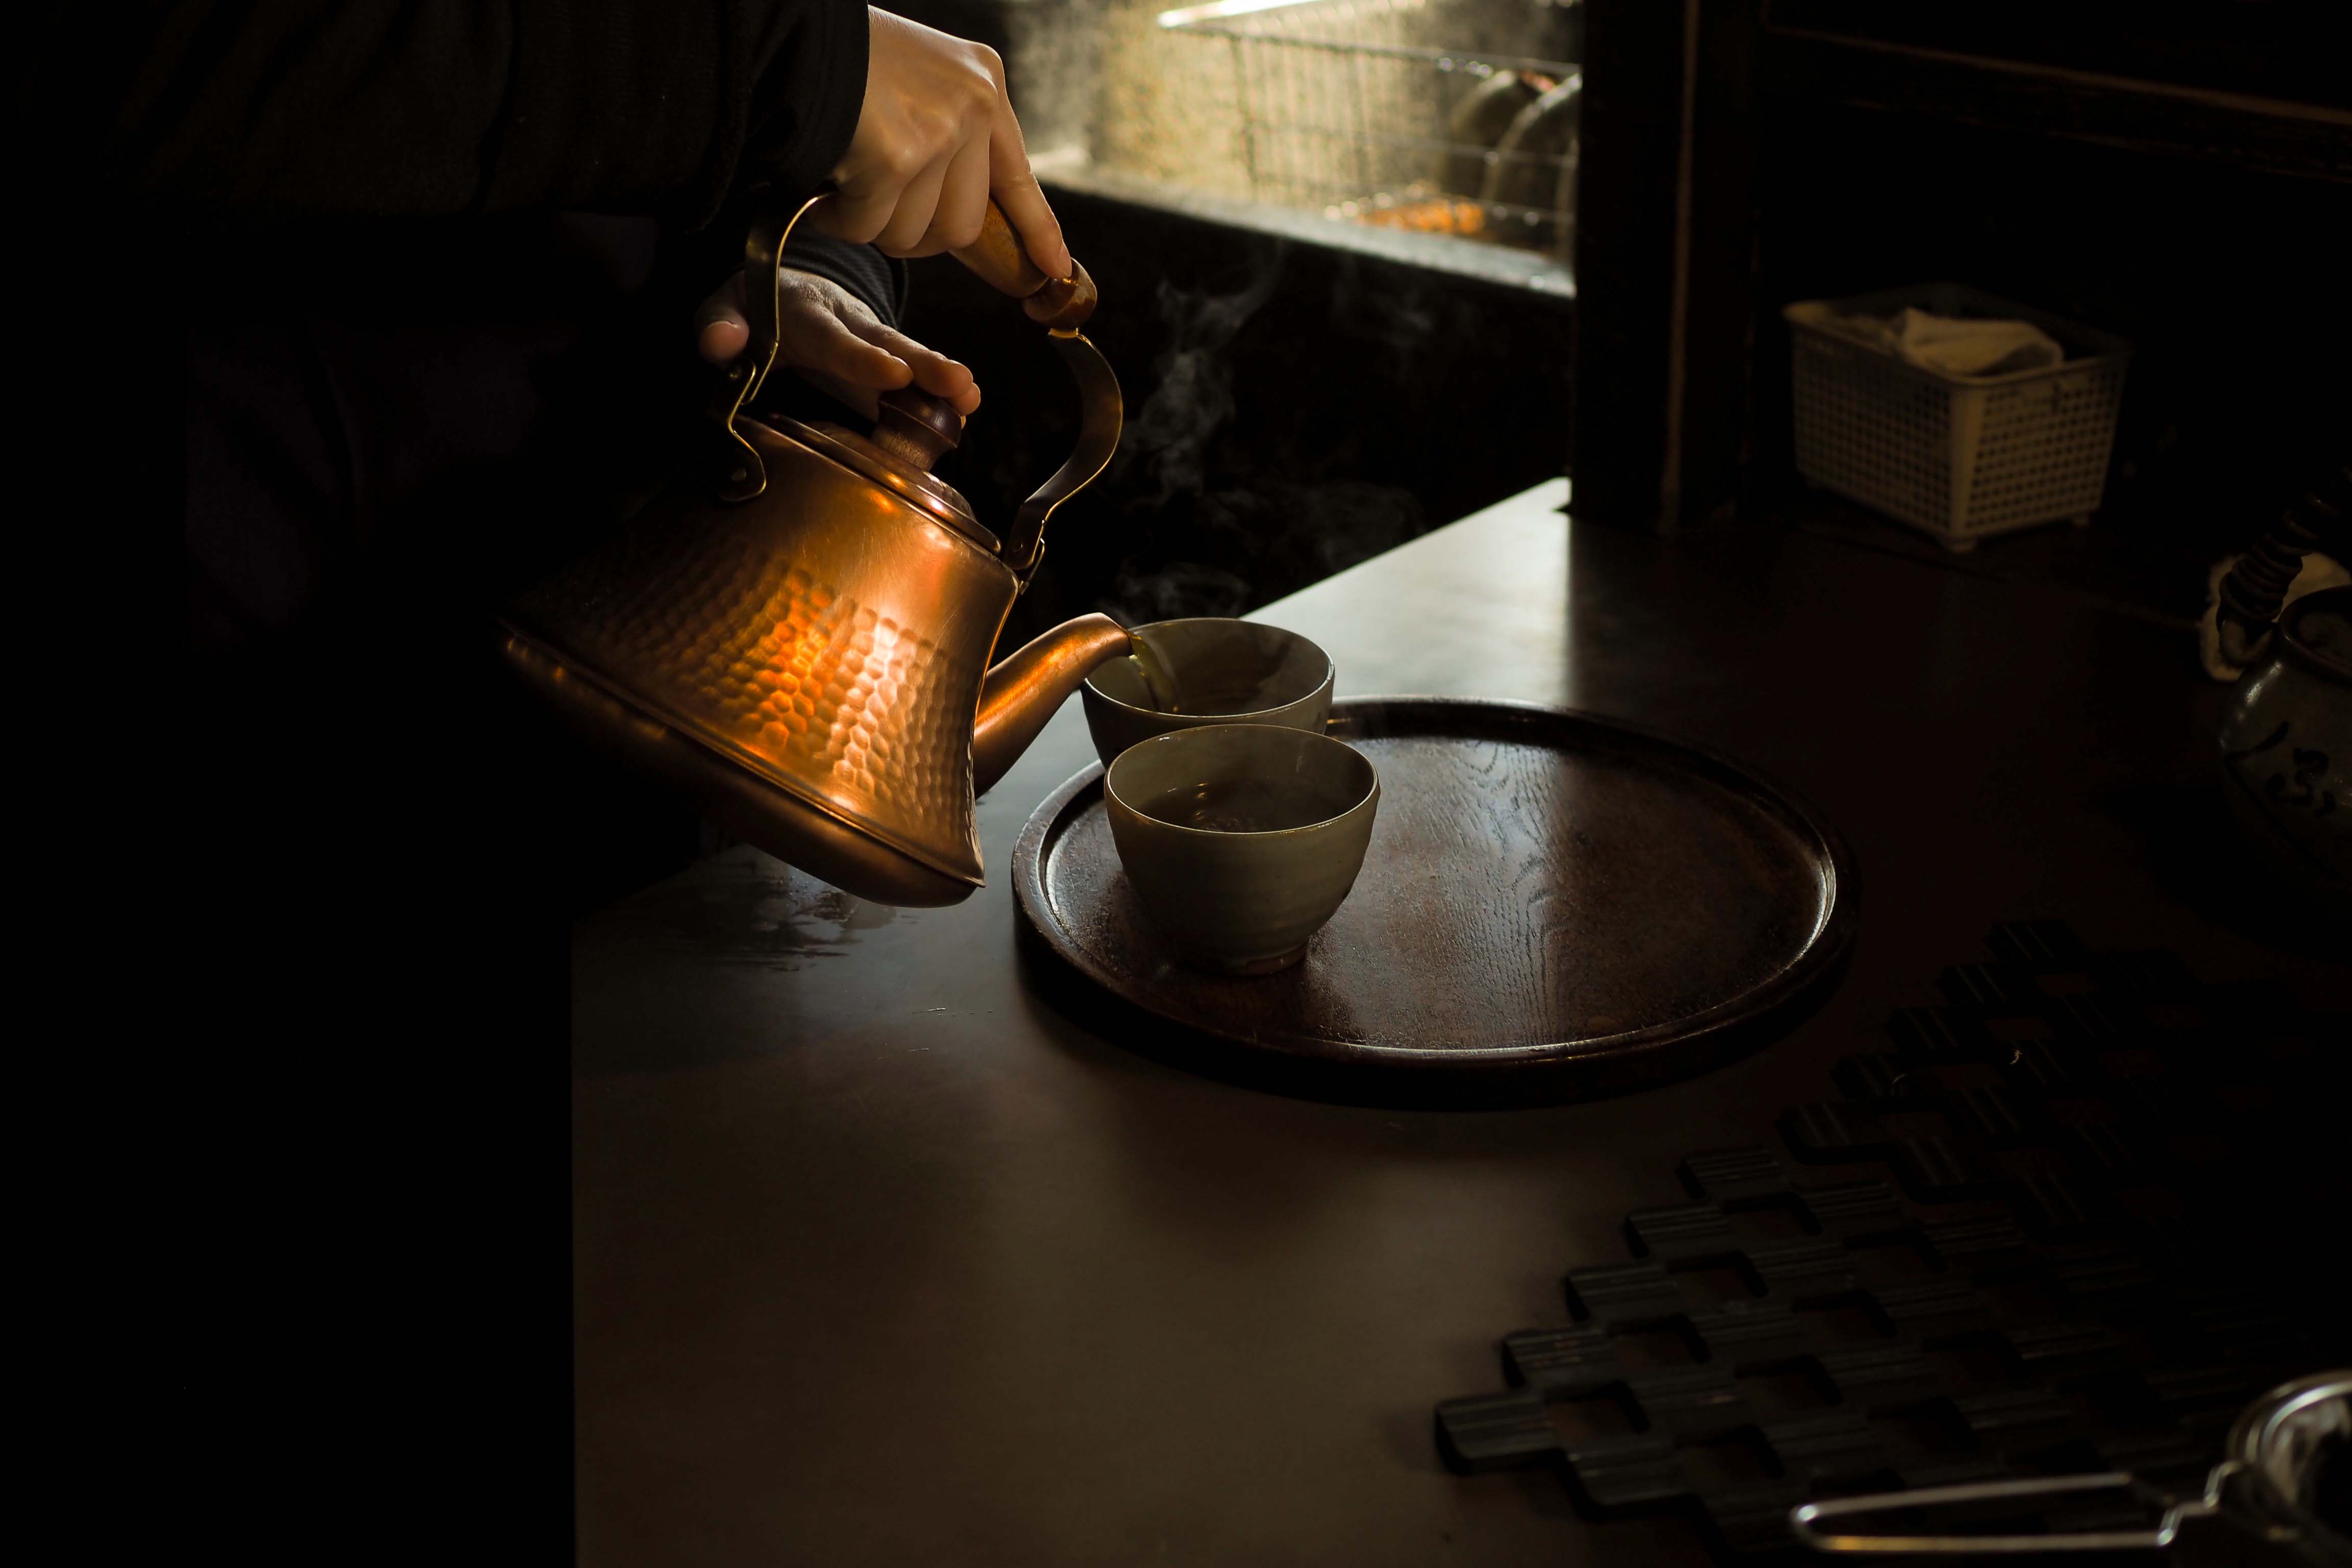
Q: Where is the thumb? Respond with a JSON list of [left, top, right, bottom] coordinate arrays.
[[696, 273, 750, 364]]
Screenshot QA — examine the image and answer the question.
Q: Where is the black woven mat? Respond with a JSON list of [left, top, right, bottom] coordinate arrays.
[[1435, 919, 2350, 1558]]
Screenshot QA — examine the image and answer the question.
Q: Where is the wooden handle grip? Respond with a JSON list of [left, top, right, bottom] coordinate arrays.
[[950, 201, 1098, 332]]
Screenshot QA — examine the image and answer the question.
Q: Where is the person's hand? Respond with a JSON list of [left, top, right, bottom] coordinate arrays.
[[696, 267, 979, 420], [817, 6, 1069, 279]]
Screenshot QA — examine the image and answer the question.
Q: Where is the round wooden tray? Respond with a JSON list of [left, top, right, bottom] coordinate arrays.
[[1011, 698, 1857, 1106]]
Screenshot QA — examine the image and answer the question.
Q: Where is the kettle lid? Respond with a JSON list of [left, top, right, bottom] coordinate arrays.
[[769, 416, 998, 551]]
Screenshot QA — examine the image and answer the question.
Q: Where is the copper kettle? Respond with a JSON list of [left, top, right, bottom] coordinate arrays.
[[499, 195, 1132, 906]]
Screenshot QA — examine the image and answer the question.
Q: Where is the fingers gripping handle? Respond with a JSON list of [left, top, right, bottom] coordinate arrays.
[[716, 193, 1113, 539], [723, 194, 1089, 437], [947, 204, 1098, 331], [744, 195, 1091, 385]]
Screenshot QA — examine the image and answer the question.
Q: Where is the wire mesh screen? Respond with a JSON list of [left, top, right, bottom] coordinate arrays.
[[1076, 0, 1580, 267]]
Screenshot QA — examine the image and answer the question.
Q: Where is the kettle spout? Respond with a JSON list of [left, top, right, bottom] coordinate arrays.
[[972, 613, 1133, 795]]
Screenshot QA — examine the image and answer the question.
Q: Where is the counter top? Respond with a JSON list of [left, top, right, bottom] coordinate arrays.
[[573, 480, 2345, 1564]]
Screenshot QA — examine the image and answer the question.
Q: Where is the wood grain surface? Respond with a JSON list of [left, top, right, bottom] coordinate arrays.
[[1013, 698, 1854, 1099], [576, 486, 2352, 1566]]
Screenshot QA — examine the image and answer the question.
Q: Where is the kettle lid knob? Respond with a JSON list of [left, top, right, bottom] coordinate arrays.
[[872, 387, 964, 474]]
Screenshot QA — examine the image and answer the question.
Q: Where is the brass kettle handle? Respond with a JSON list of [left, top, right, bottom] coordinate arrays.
[[715, 196, 1122, 589]]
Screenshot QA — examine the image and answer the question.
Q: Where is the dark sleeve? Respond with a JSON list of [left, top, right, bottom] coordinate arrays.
[[780, 232, 910, 327], [87, 0, 867, 228]]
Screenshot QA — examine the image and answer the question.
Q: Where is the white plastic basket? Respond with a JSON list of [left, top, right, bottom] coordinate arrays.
[[1784, 283, 2131, 551]]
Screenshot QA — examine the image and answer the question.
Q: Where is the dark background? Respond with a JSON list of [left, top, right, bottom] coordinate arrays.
[[900, 188, 1576, 650], [60, 5, 2341, 1553], [532, 0, 2351, 914], [1741, 3, 2352, 624], [895, 0, 2350, 635], [1763, 0, 2352, 105]]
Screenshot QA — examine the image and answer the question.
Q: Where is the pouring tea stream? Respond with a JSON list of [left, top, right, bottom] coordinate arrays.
[[1126, 628, 1186, 714]]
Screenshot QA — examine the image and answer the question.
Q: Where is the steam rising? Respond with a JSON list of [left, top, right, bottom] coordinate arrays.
[[1119, 263, 1286, 506], [1002, 2, 1453, 624], [1094, 256, 1424, 625]]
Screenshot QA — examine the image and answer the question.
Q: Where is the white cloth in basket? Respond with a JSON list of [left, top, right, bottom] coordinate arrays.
[[1788, 302, 2066, 378]]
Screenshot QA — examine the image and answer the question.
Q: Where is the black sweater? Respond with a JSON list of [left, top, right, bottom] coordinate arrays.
[[91, 0, 868, 228], [33, 2, 914, 644], [57, 0, 897, 322]]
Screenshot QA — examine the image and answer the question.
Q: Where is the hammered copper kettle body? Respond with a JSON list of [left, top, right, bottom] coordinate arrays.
[[500, 195, 1130, 905]]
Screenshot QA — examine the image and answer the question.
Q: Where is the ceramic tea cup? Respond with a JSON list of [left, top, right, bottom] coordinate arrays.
[[1104, 723, 1380, 975], [1082, 619, 1334, 769]]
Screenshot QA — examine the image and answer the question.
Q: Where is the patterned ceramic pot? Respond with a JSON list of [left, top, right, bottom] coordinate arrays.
[[2217, 585, 2351, 912]]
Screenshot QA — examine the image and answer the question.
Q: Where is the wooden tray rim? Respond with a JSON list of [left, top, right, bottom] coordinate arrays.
[[1010, 695, 1859, 1073]]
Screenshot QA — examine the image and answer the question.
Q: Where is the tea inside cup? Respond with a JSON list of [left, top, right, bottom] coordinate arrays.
[[1104, 723, 1380, 976], [1083, 620, 1335, 769]]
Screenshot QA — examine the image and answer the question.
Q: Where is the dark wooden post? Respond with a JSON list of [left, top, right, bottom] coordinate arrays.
[[1571, 0, 1763, 534]]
